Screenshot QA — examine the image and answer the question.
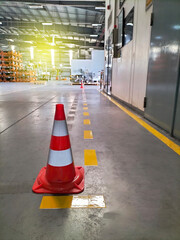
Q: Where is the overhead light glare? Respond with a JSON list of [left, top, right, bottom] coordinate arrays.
[[127, 23, 133, 26], [95, 7, 105, 10], [69, 50, 73, 65], [92, 24, 102, 27], [24, 41, 33, 44], [30, 46, 34, 60], [6, 39, 14, 42], [29, 5, 43, 9], [51, 49, 55, 66], [173, 25, 180, 30], [42, 22, 53, 25], [90, 35, 98, 37], [68, 44, 74, 48], [11, 45, 15, 52], [0, 22, 2, 25]]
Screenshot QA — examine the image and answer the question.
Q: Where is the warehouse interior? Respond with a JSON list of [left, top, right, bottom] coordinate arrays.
[[1, 1, 180, 240], [0, 0, 105, 80]]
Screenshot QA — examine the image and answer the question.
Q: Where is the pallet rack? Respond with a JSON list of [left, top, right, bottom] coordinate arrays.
[[0, 50, 37, 82]]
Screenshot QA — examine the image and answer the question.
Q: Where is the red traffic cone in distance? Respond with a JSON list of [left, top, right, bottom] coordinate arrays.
[[32, 104, 84, 194], [80, 80, 84, 88]]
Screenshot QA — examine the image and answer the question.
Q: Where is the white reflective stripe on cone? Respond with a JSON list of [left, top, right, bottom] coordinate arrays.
[[48, 149, 73, 167], [52, 120, 68, 137]]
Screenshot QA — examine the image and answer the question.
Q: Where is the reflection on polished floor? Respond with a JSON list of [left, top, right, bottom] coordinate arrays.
[[1, 82, 180, 240]]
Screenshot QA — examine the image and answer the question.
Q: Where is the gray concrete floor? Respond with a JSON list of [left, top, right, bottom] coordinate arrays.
[[0, 82, 180, 240]]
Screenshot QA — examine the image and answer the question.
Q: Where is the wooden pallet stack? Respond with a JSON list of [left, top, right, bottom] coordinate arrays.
[[0, 50, 37, 82]]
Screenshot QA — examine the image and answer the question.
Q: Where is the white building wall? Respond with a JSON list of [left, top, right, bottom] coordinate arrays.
[[130, 1, 152, 109], [107, 0, 152, 111], [71, 50, 104, 77], [105, 0, 116, 43]]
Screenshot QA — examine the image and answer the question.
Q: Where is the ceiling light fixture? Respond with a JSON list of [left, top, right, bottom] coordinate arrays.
[[24, 41, 33, 44], [69, 50, 73, 65], [90, 35, 98, 37], [11, 45, 15, 52], [29, 5, 43, 9], [6, 39, 14, 42], [42, 23, 53, 25], [127, 23, 133, 26], [30, 46, 34, 60], [51, 49, 55, 66], [92, 24, 102, 27], [95, 7, 106, 10]]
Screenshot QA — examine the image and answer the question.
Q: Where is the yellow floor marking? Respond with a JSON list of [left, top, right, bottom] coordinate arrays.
[[101, 92, 180, 156], [83, 107, 88, 110], [84, 119, 91, 125], [40, 195, 105, 209], [83, 112, 89, 116], [84, 130, 93, 139], [83, 103, 87, 106], [84, 149, 98, 165]]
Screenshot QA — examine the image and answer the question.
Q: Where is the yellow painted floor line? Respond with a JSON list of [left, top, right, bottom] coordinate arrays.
[[83, 103, 87, 106], [84, 149, 98, 166], [83, 112, 89, 116], [101, 91, 180, 156], [84, 119, 91, 125], [40, 195, 105, 209], [83, 107, 88, 110], [84, 130, 93, 139]]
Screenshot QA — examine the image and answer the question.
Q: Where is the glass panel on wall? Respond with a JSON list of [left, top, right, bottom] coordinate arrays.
[[104, 35, 113, 95], [124, 7, 134, 45], [117, 8, 124, 48], [119, 0, 125, 9]]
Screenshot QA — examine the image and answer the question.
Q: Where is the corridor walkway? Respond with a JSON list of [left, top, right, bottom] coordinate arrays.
[[0, 83, 180, 240]]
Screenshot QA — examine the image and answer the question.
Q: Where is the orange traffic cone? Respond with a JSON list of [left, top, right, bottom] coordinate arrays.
[[32, 104, 84, 194], [80, 80, 84, 89]]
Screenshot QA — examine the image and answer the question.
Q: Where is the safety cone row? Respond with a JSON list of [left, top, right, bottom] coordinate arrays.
[[32, 104, 84, 194]]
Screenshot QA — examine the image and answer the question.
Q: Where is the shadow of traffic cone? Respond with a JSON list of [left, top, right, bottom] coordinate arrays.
[[80, 80, 84, 89], [32, 104, 84, 194]]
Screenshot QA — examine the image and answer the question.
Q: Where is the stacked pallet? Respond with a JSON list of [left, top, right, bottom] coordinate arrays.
[[0, 50, 37, 82], [0, 51, 22, 82], [16, 70, 37, 82]]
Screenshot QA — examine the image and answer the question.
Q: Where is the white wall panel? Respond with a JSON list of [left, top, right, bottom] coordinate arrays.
[[112, 41, 133, 102], [111, 0, 152, 111], [130, 2, 152, 110], [71, 50, 104, 76]]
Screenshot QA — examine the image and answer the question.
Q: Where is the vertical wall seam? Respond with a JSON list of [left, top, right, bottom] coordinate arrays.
[[171, 47, 180, 136]]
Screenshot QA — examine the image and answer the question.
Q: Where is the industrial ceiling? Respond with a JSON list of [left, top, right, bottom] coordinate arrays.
[[0, 0, 105, 70]]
